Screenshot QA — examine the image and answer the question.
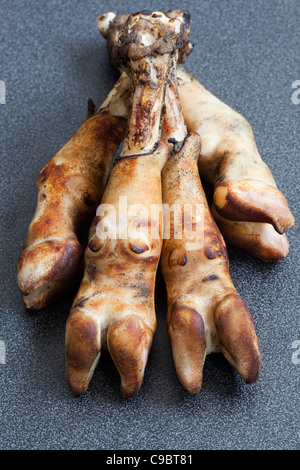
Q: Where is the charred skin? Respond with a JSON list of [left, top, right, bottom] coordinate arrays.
[[17, 75, 129, 310], [177, 66, 295, 253], [161, 133, 261, 393], [65, 143, 169, 399]]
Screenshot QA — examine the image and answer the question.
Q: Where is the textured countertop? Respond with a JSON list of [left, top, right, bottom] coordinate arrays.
[[0, 0, 299, 450]]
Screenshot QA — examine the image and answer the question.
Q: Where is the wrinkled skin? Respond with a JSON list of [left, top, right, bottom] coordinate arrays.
[[17, 74, 129, 310]]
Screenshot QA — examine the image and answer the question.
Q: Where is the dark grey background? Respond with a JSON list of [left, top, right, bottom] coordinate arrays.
[[0, 0, 299, 450]]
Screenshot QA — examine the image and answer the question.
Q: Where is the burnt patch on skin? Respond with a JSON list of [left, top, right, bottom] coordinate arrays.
[[88, 237, 104, 253], [69, 313, 98, 343], [133, 101, 157, 146], [139, 254, 160, 265], [37, 162, 68, 189], [113, 142, 160, 165], [168, 138, 184, 156], [129, 280, 152, 300], [81, 189, 96, 206], [129, 241, 150, 254], [73, 297, 89, 309], [112, 157, 139, 182], [202, 274, 219, 282], [137, 282, 152, 299], [92, 113, 127, 148], [216, 174, 225, 183], [204, 239, 224, 259], [113, 262, 127, 272]]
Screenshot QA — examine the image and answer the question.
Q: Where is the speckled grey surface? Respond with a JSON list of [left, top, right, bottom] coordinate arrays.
[[0, 0, 299, 451]]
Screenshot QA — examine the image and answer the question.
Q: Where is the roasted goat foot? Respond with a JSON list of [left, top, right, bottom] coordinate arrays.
[[177, 67, 295, 236], [65, 143, 168, 398], [160, 67, 261, 393], [17, 73, 129, 310], [65, 11, 187, 398], [98, 13, 293, 261]]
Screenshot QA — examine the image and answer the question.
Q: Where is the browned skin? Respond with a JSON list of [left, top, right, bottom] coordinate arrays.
[[211, 206, 289, 262], [17, 73, 130, 310], [177, 67, 295, 236], [65, 11, 186, 398], [17, 113, 126, 310], [160, 69, 261, 393], [65, 143, 168, 398], [161, 133, 261, 393], [97, 12, 293, 262]]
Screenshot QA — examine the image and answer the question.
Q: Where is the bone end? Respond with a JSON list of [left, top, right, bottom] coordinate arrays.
[[96, 12, 116, 38]]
